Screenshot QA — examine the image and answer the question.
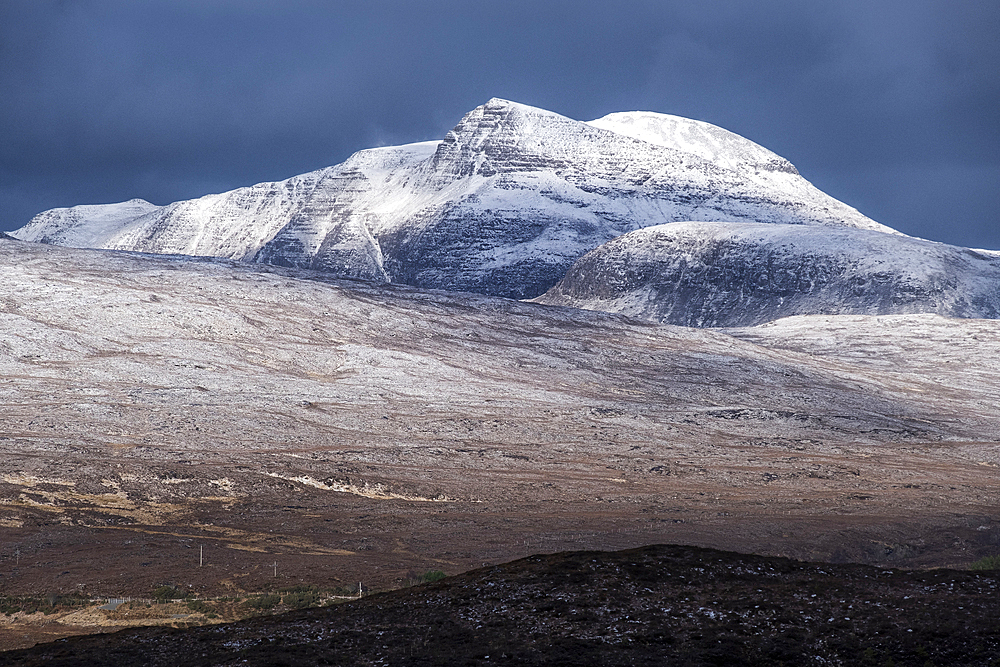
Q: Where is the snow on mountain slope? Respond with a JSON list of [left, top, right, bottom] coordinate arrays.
[[14, 198, 160, 247], [534, 221, 1000, 327], [13, 98, 892, 299], [588, 111, 798, 174]]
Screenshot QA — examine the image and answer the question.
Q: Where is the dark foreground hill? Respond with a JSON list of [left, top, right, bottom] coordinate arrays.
[[3, 544, 999, 667]]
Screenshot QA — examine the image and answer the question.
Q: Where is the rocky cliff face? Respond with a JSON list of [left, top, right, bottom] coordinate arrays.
[[534, 221, 1000, 326], [12, 99, 889, 299]]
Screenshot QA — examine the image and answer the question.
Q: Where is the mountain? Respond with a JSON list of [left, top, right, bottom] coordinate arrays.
[[533, 221, 1000, 327], [11, 99, 890, 299], [15, 198, 160, 248]]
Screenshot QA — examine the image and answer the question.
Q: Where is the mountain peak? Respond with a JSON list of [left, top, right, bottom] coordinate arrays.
[[588, 111, 799, 175], [428, 98, 578, 178], [14, 98, 894, 302], [481, 97, 534, 112], [445, 98, 571, 140]]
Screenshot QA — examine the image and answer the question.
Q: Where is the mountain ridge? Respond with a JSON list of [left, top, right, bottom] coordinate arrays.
[[534, 220, 1000, 326], [12, 98, 890, 300]]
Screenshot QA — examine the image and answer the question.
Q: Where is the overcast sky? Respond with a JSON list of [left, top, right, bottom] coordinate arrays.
[[2, 0, 998, 248]]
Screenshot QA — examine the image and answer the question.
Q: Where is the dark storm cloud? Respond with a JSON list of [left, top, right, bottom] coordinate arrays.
[[635, 0, 1000, 247], [2, 0, 997, 248]]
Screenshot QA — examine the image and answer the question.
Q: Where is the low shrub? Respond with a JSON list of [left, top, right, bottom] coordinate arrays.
[[969, 554, 1000, 570], [420, 570, 447, 583], [245, 594, 281, 610], [152, 585, 184, 601], [186, 600, 212, 614]]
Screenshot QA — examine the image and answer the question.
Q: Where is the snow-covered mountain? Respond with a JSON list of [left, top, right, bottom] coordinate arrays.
[[13, 98, 890, 299], [19, 198, 160, 248], [533, 221, 1000, 327]]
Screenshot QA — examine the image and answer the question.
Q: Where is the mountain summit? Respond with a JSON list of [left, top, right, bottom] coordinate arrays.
[[13, 99, 888, 300]]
